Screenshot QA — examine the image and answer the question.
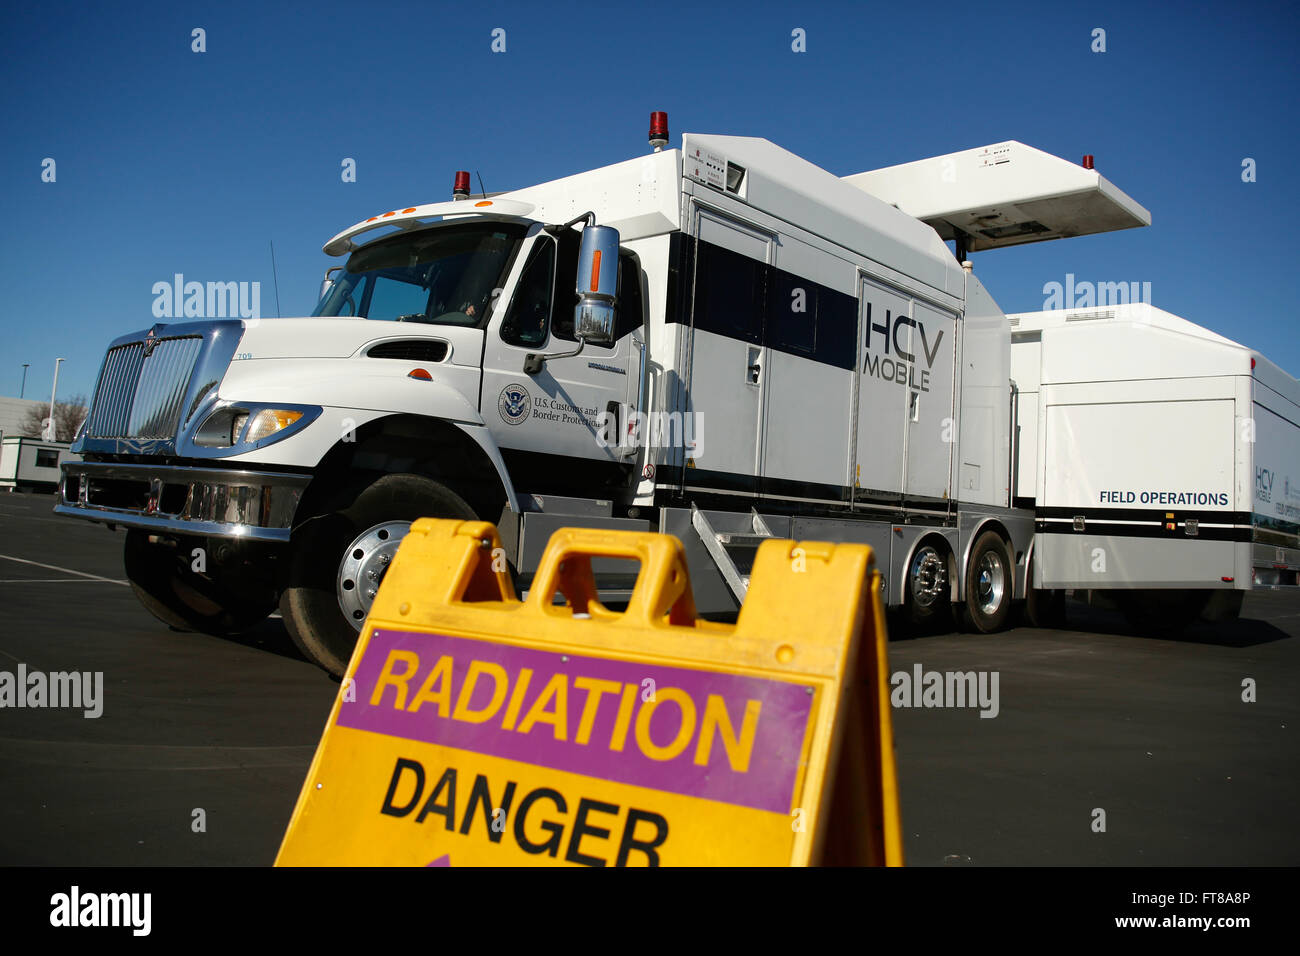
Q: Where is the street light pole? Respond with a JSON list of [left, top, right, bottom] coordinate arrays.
[[47, 357, 65, 441], [20, 363, 29, 398]]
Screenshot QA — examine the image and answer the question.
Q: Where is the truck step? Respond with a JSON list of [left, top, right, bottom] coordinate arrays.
[[715, 532, 771, 547], [690, 504, 777, 602]]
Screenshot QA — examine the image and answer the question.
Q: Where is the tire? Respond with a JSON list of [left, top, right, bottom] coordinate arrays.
[[123, 530, 276, 635], [279, 473, 477, 676], [1116, 589, 1210, 637], [904, 540, 953, 633], [959, 530, 1013, 633]]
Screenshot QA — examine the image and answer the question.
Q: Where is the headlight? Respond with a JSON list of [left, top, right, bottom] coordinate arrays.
[[192, 405, 314, 448], [244, 408, 303, 443]]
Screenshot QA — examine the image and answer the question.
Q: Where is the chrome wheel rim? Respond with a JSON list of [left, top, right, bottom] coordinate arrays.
[[337, 520, 411, 630], [909, 546, 947, 609], [975, 550, 1006, 615]]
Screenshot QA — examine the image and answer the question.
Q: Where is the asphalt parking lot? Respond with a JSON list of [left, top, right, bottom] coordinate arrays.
[[1, 489, 1296, 866]]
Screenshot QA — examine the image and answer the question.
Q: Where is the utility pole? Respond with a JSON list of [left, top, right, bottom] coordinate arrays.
[[46, 357, 64, 441], [20, 363, 29, 398]]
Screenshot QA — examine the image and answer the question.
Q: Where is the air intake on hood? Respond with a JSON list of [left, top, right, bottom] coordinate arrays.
[[366, 340, 449, 362]]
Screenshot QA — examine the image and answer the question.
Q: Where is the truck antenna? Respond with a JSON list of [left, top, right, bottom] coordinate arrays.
[[269, 240, 282, 318], [476, 171, 487, 199]]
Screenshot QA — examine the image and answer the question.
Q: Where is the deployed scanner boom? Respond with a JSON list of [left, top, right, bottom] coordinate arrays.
[[843, 141, 1151, 254]]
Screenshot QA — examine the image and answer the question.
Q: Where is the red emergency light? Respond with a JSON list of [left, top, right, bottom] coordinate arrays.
[[1081, 154, 1095, 170], [453, 171, 471, 200], [649, 111, 669, 150]]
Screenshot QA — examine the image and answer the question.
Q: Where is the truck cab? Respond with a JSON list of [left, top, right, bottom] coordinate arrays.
[[58, 163, 667, 674]]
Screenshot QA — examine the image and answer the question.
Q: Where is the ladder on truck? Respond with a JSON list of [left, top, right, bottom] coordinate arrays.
[[691, 503, 778, 601]]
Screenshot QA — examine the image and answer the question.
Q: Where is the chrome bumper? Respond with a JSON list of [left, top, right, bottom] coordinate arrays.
[[56, 461, 309, 542]]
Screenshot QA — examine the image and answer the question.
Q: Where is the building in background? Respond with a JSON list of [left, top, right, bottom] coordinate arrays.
[[0, 396, 82, 493], [0, 396, 51, 440]]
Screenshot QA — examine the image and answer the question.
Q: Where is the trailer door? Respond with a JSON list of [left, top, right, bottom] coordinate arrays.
[[903, 300, 958, 502], [854, 276, 911, 506], [682, 205, 774, 495]]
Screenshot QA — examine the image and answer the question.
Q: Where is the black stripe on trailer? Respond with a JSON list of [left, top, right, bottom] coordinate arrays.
[[666, 233, 860, 371]]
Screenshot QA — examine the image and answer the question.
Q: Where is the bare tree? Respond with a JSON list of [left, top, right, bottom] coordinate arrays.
[[20, 393, 89, 442]]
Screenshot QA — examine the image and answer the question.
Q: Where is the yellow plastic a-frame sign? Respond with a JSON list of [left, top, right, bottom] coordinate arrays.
[[276, 519, 902, 867]]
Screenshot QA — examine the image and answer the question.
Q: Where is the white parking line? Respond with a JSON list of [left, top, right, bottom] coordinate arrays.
[[0, 578, 127, 584], [0, 554, 128, 586]]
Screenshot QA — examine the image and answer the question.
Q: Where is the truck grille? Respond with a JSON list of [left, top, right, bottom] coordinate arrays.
[[86, 336, 204, 439]]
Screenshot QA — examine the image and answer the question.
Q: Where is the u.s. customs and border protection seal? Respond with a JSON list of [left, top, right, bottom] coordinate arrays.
[[498, 383, 531, 426]]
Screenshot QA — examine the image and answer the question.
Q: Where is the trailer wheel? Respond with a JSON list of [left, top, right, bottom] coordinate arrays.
[[279, 473, 477, 676], [123, 531, 276, 635], [960, 531, 1013, 632], [904, 541, 953, 632]]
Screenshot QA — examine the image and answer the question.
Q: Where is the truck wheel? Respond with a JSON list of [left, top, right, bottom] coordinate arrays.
[[905, 541, 952, 632], [960, 531, 1013, 632], [279, 474, 477, 676], [123, 531, 276, 635]]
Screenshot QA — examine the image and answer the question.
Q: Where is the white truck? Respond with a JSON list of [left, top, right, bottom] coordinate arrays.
[[55, 117, 1295, 674]]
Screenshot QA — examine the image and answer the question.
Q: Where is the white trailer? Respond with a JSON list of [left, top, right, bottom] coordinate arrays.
[[1008, 303, 1300, 628], [56, 119, 1161, 674], [1, 436, 79, 493]]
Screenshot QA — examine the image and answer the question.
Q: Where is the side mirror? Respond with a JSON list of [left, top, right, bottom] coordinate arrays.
[[320, 266, 342, 301], [573, 225, 619, 346]]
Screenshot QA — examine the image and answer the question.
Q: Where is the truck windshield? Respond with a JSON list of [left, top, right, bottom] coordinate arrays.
[[313, 221, 526, 325]]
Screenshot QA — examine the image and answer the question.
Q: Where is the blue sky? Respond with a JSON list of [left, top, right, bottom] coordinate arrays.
[[2, 0, 1297, 403]]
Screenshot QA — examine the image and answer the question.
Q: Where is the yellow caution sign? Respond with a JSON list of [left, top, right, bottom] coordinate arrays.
[[276, 519, 901, 867]]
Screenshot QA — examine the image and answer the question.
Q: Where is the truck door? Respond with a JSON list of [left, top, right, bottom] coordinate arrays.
[[682, 205, 774, 495], [481, 229, 641, 463]]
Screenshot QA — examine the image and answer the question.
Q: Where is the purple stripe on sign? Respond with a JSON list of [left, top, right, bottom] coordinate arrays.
[[335, 629, 813, 814]]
